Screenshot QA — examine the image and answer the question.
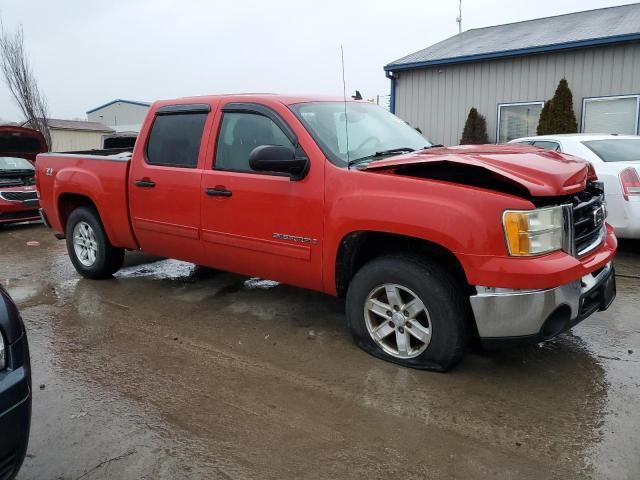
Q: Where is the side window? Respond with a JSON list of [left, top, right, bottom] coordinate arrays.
[[215, 112, 294, 172], [532, 141, 561, 152], [146, 113, 207, 168]]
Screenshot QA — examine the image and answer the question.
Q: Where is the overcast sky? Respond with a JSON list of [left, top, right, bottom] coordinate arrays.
[[0, 0, 630, 122]]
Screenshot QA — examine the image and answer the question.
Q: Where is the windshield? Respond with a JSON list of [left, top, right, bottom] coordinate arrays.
[[290, 102, 432, 165], [582, 139, 640, 162], [0, 156, 34, 171]]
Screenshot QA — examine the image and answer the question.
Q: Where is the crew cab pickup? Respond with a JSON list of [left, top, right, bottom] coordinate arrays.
[[36, 95, 617, 370], [0, 126, 47, 225]]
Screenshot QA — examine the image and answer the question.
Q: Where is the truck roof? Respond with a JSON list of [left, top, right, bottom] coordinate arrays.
[[150, 94, 355, 109]]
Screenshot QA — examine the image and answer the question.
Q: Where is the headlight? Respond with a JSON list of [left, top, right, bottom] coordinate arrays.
[[0, 331, 5, 370], [502, 206, 564, 256]]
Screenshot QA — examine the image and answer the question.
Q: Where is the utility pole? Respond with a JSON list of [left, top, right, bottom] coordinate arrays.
[[456, 0, 462, 34]]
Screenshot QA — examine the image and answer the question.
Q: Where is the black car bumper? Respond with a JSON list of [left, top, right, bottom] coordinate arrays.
[[0, 333, 31, 480]]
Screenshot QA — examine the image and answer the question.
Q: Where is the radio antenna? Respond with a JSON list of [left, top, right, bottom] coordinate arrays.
[[341, 45, 351, 169]]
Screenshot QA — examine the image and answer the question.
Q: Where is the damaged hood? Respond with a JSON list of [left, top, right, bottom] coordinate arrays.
[[0, 126, 48, 162], [365, 144, 589, 197]]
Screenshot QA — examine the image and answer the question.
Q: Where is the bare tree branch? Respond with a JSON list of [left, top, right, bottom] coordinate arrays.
[[0, 19, 51, 149]]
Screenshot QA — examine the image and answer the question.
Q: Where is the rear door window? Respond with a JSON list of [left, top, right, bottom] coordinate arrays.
[[582, 139, 640, 162], [146, 113, 207, 168]]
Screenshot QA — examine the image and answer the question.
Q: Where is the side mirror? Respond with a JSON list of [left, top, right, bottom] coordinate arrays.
[[248, 145, 309, 180]]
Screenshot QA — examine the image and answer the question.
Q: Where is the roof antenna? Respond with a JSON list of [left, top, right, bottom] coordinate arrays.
[[456, 0, 462, 33], [341, 45, 351, 170]]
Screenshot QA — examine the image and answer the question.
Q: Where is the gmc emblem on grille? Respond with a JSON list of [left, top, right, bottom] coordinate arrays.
[[593, 205, 605, 226]]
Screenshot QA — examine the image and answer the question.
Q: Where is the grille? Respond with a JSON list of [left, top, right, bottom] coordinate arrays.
[[0, 191, 38, 202], [571, 184, 606, 257], [0, 450, 16, 480]]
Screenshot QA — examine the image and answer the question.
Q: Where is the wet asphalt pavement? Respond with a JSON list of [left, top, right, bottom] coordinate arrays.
[[1, 224, 639, 479]]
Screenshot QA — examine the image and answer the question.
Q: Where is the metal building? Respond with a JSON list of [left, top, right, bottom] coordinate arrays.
[[86, 99, 151, 133], [384, 4, 640, 146]]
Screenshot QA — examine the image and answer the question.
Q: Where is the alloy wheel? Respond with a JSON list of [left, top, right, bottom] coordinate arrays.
[[364, 283, 432, 359]]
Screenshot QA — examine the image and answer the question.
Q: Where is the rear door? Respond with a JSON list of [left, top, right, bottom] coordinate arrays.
[[128, 103, 213, 263], [200, 102, 325, 291]]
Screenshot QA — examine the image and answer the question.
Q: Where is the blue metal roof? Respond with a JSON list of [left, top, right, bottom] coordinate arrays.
[[385, 3, 640, 72], [86, 99, 151, 114]]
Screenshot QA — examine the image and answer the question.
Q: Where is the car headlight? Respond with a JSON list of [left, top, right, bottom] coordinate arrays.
[[0, 331, 5, 370], [502, 206, 564, 256]]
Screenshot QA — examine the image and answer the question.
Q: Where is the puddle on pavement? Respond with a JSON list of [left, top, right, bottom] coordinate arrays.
[[115, 259, 197, 280], [2, 225, 640, 478]]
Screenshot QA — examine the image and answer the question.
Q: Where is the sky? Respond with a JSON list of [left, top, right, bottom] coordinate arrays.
[[0, 0, 631, 122]]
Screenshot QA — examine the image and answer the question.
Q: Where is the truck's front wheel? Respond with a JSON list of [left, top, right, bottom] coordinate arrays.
[[65, 207, 124, 279], [346, 255, 468, 371]]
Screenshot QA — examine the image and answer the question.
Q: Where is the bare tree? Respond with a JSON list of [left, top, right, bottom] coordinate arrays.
[[0, 21, 51, 149]]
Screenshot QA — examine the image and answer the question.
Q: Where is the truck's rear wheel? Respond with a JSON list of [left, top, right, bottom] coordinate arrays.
[[346, 255, 468, 371], [65, 207, 124, 279]]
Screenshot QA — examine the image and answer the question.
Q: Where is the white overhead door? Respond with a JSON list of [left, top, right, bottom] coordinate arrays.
[[582, 96, 639, 135]]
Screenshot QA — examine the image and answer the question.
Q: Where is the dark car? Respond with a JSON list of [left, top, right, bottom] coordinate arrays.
[[0, 126, 48, 225], [0, 286, 31, 479]]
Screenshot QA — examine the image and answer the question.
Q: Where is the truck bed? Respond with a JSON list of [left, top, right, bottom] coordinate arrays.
[[35, 151, 138, 249]]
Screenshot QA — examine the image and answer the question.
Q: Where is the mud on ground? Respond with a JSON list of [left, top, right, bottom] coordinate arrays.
[[1, 224, 638, 479]]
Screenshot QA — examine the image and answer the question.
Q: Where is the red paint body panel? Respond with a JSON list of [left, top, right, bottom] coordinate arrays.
[[35, 155, 137, 249], [35, 94, 617, 296], [458, 226, 617, 289], [367, 144, 589, 197]]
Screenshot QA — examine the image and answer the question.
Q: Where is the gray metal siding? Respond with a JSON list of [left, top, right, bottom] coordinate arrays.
[[393, 43, 640, 146]]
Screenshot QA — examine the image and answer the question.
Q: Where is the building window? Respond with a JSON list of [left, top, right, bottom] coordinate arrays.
[[497, 102, 543, 143], [582, 95, 639, 135]]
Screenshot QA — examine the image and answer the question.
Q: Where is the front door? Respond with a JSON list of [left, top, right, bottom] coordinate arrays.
[[128, 104, 212, 263], [200, 103, 324, 291]]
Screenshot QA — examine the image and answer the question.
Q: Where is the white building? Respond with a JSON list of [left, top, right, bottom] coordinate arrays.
[[86, 99, 150, 133]]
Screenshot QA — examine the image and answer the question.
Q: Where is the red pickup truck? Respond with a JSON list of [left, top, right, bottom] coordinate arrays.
[[36, 94, 617, 370]]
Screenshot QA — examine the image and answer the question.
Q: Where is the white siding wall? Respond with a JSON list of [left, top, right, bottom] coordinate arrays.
[[50, 130, 108, 152], [87, 102, 149, 128], [393, 43, 640, 146]]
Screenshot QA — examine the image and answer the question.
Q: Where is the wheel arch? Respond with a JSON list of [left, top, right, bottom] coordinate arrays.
[[334, 231, 471, 299], [57, 193, 98, 233]]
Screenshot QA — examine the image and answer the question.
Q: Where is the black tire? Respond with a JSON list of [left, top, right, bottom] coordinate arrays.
[[346, 254, 468, 371], [65, 206, 124, 279]]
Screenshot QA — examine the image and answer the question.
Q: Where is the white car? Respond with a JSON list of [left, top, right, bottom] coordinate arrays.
[[509, 134, 640, 239]]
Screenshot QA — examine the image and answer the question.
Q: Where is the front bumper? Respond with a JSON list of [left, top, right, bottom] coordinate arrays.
[[0, 334, 31, 479], [470, 261, 616, 345], [0, 194, 40, 225]]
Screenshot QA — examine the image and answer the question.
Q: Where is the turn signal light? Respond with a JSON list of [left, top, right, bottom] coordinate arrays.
[[502, 206, 564, 256], [620, 167, 640, 200]]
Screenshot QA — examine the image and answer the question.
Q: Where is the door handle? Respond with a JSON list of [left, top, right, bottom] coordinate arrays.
[[135, 179, 156, 188], [205, 187, 232, 197]]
